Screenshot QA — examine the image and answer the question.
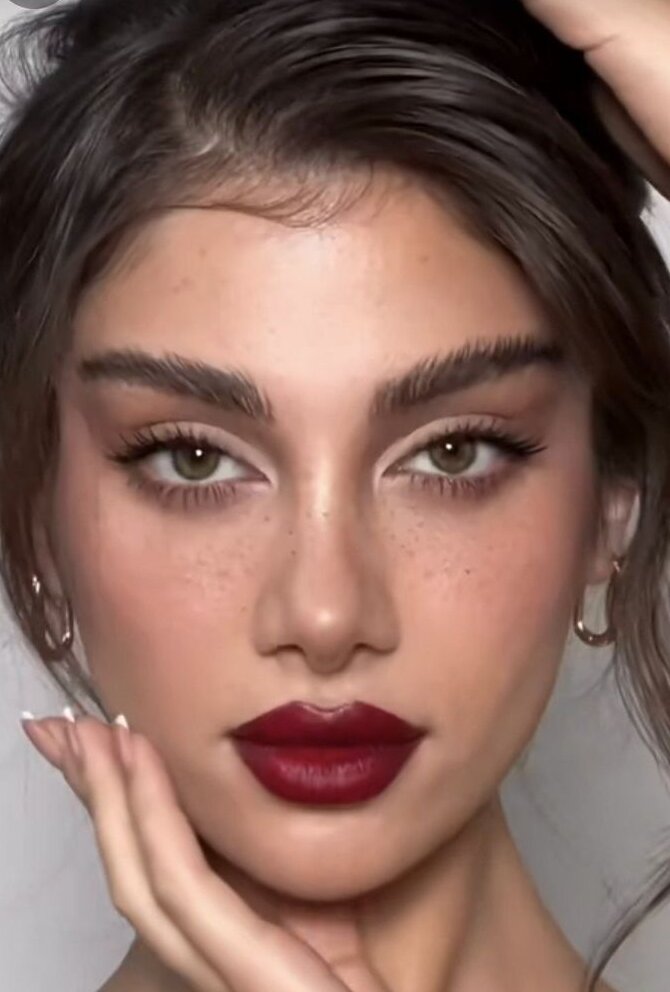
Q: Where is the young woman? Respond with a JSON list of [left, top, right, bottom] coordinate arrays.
[[3, 1, 670, 990]]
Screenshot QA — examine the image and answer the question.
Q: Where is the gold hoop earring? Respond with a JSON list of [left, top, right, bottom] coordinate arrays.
[[573, 557, 624, 648], [31, 573, 74, 654]]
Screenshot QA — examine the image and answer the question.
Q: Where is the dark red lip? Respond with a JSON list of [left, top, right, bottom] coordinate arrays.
[[230, 701, 425, 745]]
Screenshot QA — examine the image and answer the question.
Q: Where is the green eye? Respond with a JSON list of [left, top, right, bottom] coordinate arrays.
[[427, 435, 478, 475], [171, 446, 223, 482]]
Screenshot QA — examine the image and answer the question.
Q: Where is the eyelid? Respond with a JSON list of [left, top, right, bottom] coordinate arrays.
[[113, 415, 534, 488], [134, 422, 277, 481], [377, 415, 505, 477]]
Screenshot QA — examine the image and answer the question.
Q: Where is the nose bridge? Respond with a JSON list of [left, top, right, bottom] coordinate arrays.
[[296, 471, 370, 599], [252, 460, 399, 673]]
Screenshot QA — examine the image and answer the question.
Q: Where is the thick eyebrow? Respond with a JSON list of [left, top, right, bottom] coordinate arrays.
[[77, 335, 565, 426], [370, 335, 564, 419], [78, 349, 275, 423]]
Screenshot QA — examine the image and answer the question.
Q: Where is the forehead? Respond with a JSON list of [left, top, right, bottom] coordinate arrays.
[[72, 177, 548, 381]]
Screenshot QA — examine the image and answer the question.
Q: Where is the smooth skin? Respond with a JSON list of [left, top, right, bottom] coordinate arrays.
[[21, 2, 670, 991], [25, 183, 623, 992]]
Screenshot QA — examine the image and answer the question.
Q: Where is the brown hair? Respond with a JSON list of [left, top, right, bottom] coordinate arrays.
[[0, 1, 669, 986]]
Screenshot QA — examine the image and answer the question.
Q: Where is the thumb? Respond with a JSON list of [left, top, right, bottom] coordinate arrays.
[[278, 903, 392, 992]]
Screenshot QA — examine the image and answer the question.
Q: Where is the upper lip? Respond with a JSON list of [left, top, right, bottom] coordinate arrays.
[[230, 701, 426, 745]]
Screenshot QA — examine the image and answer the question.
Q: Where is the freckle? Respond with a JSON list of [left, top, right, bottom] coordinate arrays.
[[171, 275, 192, 294]]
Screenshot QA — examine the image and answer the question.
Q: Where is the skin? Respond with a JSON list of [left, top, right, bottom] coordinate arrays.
[[23, 0, 670, 988], [24, 169, 630, 992], [521, 0, 670, 196]]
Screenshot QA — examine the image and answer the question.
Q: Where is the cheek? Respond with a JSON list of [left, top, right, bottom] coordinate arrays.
[[50, 396, 595, 764], [48, 416, 267, 710], [52, 507, 267, 723], [389, 453, 596, 766]]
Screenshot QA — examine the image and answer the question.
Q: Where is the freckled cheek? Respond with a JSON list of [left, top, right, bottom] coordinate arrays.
[[68, 527, 257, 636], [394, 487, 583, 577], [386, 472, 591, 728], [57, 524, 265, 710], [49, 446, 265, 674]]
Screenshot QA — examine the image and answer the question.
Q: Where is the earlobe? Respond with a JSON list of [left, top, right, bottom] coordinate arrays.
[[585, 482, 639, 587]]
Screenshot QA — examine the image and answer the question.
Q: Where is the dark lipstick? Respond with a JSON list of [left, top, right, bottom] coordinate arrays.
[[230, 701, 425, 805]]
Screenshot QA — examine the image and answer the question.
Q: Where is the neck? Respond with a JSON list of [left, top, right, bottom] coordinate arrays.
[[347, 795, 591, 992], [106, 795, 605, 992]]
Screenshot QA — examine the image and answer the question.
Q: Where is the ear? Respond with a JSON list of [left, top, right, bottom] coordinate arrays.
[[584, 480, 639, 586], [31, 486, 66, 598]]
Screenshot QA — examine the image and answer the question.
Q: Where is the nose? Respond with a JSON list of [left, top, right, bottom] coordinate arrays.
[[251, 499, 399, 676]]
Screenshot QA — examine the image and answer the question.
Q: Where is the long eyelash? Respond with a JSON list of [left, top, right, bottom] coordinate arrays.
[[107, 424, 228, 464], [105, 424, 242, 511], [402, 418, 547, 500], [415, 419, 546, 460], [105, 418, 547, 512]]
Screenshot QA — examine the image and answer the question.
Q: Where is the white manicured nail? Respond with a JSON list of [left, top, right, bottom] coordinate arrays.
[[62, 706, 76, 723], [20, 711, 35, 722], [113, 714, 129, 729]]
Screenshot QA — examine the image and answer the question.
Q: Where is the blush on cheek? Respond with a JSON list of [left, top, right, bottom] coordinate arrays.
[[403, 465, 594, 760], [468, 530, 588, 744], [54, 496, 258, 708]]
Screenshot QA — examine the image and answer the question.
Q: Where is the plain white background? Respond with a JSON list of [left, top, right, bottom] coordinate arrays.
[[2, 1, 670, 990]]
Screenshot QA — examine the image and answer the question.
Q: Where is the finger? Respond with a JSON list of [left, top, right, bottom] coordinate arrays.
[[279, 905, 392, 992], [592, 80, 670, 200], [328, 959, 391, 992], [124, 729, 351, 992], [21, 717, 68, 769], [519, 0, 670, 196], [552, 3, 670, 174], [22, 716, 94, 811], [69, 718, 227, 992], [519, 0, 623, 51]]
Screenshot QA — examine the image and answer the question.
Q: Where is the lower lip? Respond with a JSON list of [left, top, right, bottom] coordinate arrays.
[[231, 740, 422, 804]]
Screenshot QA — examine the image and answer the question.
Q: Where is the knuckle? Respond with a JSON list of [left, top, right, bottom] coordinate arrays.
[[150, 865, 185, 908], [108, 881, 132, 918]]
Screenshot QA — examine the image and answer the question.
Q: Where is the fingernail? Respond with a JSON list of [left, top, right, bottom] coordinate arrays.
[[62, 706, 82, 761], [113, 714, 133, 771], [20, 711, 36, 723]]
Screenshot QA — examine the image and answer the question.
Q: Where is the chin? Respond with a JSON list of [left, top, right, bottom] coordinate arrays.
[[254, 864, 387, 904], [203, 832, 404, 904]]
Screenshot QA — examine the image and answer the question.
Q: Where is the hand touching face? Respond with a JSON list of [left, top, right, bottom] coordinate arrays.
[[23, 712, 392, 992]]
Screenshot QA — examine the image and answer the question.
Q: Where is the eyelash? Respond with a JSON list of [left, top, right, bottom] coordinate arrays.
[[105, 420, 547, 512]]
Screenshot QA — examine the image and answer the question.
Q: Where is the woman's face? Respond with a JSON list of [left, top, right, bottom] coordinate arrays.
[[49, 173, 607, 901]]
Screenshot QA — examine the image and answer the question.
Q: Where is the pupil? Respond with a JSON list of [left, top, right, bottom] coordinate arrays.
[[430, 436, 476, 474], [173, 446, 220, 481]]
